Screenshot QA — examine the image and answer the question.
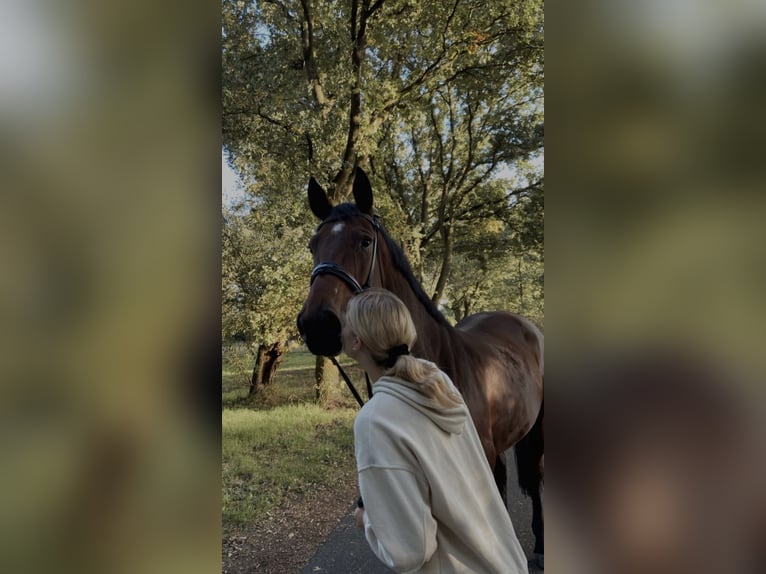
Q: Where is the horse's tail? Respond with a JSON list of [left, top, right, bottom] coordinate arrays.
[[514, 400, 544, 497]]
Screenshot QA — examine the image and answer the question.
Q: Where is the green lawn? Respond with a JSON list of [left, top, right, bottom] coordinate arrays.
[[222, 404, 356, 529], [222, 344, 364, 531]]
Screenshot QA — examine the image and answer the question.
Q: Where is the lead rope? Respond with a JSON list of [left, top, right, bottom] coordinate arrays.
[[330, 356, 367, 408], [328, 357, 373, 512], [328, 357, 374, 407]]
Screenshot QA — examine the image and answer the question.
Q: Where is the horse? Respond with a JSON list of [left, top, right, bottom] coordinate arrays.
[[296, 167, 545, 562]]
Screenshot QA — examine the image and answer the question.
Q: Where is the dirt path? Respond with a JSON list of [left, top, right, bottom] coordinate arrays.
[[222, 473, 359, 574]]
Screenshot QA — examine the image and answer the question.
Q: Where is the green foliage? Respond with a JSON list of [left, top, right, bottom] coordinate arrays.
[[222, 0, 543, 190], [446, 249, 543, 325], [222, 0, 545, 350], [449, 180, 543, 324], [222, 341, 254, 403], [221, 202, 312, 347]]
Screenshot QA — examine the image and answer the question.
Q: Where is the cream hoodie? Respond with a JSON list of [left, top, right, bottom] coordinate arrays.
[[354, 375, 528, 573]]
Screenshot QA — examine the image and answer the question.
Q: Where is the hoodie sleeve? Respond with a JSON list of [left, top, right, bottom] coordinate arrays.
[[358, 465, 438, 573]]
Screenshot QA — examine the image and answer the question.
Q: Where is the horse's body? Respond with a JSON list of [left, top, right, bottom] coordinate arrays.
[[454, 311, 544, 454], [297, 168, 544, 560]]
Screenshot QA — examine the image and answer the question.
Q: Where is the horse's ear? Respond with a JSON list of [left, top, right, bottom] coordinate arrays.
[[352, 167, 373, 215], [308, 177, 333, 221]]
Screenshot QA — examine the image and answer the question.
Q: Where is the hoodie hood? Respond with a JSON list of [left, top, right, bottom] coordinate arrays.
[[372, 376, 468, 435]]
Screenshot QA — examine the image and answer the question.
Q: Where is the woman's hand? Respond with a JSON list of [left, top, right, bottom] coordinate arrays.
[[354, 506, 366, 529]]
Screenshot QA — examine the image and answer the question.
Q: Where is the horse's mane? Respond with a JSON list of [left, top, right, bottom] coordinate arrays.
[[325, 203, 450, 327], [321, 202, 363, 222], [379, 224, 451, 327]]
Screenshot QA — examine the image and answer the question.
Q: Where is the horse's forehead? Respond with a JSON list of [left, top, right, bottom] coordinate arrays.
[[317, 216, 370, 239], [312, 219, 356, 256]]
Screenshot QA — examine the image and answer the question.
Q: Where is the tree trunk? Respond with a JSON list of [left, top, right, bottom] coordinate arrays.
[[460, 300, 471, 323], [263, 342, 285, 385], [313, 355, 325, 402], [314, 355, 342, 407], [332, 0, 383, 199], [249, 344, 267, 396], [431, 225, 454, 305], [249, 341, 285, 396], [300, 0, 332, 111]]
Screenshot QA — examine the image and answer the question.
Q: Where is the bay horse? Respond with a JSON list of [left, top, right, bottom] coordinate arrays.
[[296, 167, 545, 561]]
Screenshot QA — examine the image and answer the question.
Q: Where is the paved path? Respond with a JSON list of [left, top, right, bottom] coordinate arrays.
[[302, 451, 542, 573]]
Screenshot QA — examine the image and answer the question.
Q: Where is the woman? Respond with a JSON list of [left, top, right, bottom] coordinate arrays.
[[342, 289, 528, 573]]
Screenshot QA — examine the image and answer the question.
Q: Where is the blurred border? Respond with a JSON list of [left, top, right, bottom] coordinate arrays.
[[0, 1, 222, 572], [547, 1, 766, 572]]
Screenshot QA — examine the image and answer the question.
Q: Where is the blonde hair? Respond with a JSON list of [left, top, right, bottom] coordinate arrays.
[[346, 289, 463, 408]]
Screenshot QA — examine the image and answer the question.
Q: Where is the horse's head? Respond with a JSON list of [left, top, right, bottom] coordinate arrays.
[[297, 167, 380, 356]]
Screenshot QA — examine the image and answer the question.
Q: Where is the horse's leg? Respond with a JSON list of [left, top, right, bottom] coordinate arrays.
[[514, 402, 544, 568], [493, 454, 508, 506], [531, 487, 544, 560]]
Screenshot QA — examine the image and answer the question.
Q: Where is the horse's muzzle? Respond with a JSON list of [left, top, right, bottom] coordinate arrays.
[[297, 307, 343, 357]]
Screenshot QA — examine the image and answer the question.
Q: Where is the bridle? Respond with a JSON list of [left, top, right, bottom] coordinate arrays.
[[308, 213, 380, 407], [309, 213, 379, 294]]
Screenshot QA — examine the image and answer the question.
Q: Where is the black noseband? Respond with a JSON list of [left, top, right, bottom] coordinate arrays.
[[310, 262, 365, 294]]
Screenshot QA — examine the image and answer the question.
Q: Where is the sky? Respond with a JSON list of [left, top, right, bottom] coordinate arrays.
[[222, 151, 245, 207]]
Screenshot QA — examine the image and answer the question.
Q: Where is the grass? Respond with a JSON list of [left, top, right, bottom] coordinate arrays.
[[222, 404, 357, 529], [222, 344, 365, 531]]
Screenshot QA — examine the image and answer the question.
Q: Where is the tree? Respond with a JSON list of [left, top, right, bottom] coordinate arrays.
[[222, 199, 312, 396], [445, 232, 544, 325], [443, 177, 543, 324], [373, 86, 542, 304], [222, 0, 544, 403]]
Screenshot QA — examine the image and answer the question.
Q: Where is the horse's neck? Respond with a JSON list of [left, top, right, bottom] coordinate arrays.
[[385, 273, 461, 374]]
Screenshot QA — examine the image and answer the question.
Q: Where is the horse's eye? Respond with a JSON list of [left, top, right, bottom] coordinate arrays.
[[361, 237, 372, 249]]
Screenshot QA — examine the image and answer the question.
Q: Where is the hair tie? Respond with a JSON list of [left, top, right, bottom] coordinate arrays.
[[383, 344, 410, 368]]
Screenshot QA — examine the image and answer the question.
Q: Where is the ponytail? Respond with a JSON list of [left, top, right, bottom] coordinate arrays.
[[384, 354, 463, 409]]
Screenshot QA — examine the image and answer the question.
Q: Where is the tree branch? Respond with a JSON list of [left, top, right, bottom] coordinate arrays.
[[365, 0, 385, 19], [333, 0, 376, 196], [300, 0, 331, 110], [263, 0, 295, 21]]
